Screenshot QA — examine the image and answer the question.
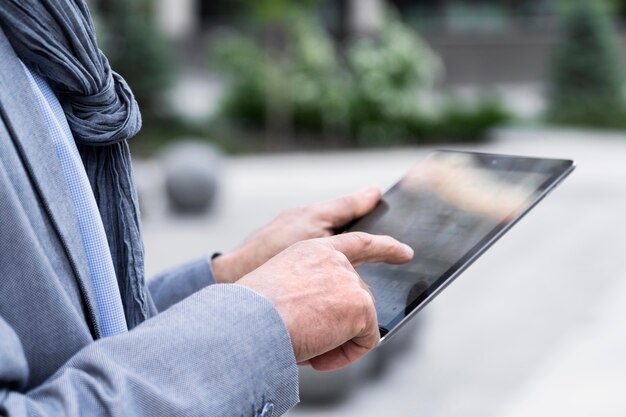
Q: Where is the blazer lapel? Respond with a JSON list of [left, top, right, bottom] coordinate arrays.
[[0, 28, 102, 338]]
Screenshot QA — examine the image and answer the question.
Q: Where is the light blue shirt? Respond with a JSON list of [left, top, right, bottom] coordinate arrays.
[[20, 62, 128, 337]]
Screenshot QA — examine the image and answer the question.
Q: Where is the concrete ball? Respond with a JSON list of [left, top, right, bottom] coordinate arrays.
[[161, 140, 223, 214]]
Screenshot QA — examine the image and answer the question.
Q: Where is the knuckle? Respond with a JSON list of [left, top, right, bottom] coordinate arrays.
[[359, 287, 375, 310], [334, 250, 350, 265], [299, 239, 335, 257], [367, 333, 381, 349], [353, 232, 373, 247], [380, 234, 396, 247], [353, 289, 374, 331], [347, 281, 371, 309]]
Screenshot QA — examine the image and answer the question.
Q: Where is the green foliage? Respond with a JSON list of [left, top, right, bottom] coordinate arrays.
[[288, 14, 352, 134], [433, 95, 512, 141], [547, 0, 626, 128], [213, 7, 512, 147], [215, 13, 353, 136], [214, 35, 268, 128], [95, 0, 174, 125], [234, 0, 323, 23], [347, 14, 442, 144]]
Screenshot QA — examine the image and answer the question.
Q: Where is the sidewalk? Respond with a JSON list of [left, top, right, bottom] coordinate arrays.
[[502, 269, 626, 417], [141, 127, 626, 417]]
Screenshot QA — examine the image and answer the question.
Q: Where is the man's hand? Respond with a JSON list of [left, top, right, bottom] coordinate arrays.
[[237, 232, 414, 372], [212, 187, 383, 283]]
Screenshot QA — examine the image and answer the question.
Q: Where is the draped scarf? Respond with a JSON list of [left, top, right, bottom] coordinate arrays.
[[0, 0, 151, 329]]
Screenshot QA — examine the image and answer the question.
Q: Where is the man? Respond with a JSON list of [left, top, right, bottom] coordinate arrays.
[[0, 1, 413, 416]]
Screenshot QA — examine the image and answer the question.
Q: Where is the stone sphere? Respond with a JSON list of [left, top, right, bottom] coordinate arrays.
[[161, 140, 223, 214]]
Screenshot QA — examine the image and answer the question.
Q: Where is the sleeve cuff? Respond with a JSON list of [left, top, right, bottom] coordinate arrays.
[[148, 254, 218, 312]]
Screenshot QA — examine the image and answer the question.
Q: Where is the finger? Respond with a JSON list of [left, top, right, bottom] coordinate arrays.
[[308, 297, 380, 371], [314, 186, 382, 229], [308, 341, 369, 371], [328, 232, 414, 267]]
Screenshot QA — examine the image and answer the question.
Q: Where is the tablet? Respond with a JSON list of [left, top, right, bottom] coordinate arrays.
[[345, 150, 575, 344]]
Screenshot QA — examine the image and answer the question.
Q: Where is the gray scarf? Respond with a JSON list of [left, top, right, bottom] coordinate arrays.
[[0, 0, 152, 329]]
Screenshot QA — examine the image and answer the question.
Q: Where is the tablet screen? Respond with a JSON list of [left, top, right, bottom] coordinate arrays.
[[347, 151, 574, 336]]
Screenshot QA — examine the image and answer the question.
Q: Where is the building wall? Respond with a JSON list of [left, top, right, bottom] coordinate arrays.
[[426, 32, 626, 85]]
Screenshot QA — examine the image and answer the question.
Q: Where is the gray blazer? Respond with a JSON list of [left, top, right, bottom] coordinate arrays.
[[0, 28, 298, 417]]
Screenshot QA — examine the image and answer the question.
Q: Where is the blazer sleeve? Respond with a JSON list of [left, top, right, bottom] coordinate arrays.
[[0, 284, 300, 417], [148, 254, 218, 312]]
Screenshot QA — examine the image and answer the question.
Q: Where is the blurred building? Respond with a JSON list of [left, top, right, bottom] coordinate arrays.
[[156, 0, 626, 86], [148, 0, 626, 123]]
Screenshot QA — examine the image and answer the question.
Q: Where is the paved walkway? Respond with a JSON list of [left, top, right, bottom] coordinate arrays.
[[141, 127, 626, 417]]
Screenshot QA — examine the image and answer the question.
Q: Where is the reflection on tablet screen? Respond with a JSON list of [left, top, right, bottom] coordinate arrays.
[[349, 151, 567, 333]]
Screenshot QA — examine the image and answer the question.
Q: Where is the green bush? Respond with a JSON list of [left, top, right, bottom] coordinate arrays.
[[212, 7, 512, 147], [214, 35, 269, 129], [433, 95, 512, 141], [214, 13, 353, 137], [347, 14, 442, 144], [547, 0, 626, 128]]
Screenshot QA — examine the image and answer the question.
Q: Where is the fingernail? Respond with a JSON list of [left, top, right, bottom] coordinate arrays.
[[402, 244, 414, 257]]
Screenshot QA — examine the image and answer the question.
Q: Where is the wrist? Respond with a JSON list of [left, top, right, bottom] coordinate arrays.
[[237, 275, 299, 359], [212, 252, 239, 284], [214, 243, 266, 283]]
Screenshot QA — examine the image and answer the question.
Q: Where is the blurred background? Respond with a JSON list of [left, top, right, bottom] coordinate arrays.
[[91, 0, 626, 415]]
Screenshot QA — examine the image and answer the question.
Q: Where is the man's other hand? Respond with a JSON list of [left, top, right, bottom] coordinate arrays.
[[237, 232, 414, 371], [212, 187, 383, 283]]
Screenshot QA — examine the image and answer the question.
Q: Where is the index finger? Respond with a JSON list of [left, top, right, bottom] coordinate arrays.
[[327, 232, 414, 267]]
